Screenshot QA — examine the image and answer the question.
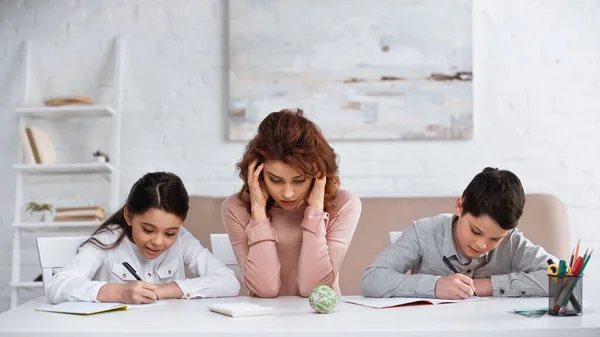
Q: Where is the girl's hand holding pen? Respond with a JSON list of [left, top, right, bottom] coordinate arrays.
[[120, 281, 159, 304], [96, 281, 158, 304], [120, 262, 161, 302]]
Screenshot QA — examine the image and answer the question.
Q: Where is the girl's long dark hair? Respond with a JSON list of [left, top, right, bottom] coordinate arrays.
[[82, 172, 190, 250]]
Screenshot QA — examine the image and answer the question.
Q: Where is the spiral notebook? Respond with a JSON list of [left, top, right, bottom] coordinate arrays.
[[36, 300, 167, 315]]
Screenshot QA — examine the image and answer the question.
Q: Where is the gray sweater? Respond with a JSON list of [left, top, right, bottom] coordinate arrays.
[[361, 214, 556, 298]]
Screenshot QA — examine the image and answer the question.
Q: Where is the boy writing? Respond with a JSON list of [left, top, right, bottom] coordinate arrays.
[[361, 167, 556, 299]]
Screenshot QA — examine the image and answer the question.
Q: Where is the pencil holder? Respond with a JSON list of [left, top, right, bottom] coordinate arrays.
[[548, 274, 583, 316]]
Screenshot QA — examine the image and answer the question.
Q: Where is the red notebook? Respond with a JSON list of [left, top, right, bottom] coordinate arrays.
[[342, 296, 488, 309]]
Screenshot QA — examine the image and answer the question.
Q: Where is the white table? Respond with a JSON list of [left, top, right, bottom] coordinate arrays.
[[0, 296, 599, 337]]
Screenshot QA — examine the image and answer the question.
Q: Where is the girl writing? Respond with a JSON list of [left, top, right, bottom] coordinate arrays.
[[47, 172, 240, 304]]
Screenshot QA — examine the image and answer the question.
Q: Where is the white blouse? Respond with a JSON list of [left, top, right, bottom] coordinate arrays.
[[46, 225, 240, 304]]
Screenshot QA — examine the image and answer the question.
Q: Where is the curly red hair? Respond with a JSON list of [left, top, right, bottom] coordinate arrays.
[[236, 108, 340, 213]]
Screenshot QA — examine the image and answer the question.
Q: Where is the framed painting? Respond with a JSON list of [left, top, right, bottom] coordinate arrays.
[[228, 0, 472, 140]]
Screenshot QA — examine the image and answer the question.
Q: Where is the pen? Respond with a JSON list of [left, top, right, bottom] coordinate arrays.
[[442, 255, 478, 297], [571, 257, 584, 276], [122, 262, 160, 300], [122, 262, 142, 280], [547, 258, 557, 273], [569, 247, 575, 269], [557, 260, 567, 277], [547, 258, 558, 283]]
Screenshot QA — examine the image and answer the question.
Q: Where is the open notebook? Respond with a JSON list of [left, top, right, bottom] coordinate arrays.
[[342, 296, 488, 309], [36, 300, 167, 315]]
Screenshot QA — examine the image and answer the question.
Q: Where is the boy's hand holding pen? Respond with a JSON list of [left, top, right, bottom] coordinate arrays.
[[434, 255, 478, 299]]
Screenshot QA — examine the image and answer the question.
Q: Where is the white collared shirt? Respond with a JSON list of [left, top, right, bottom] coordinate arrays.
[[46, 225, 240, 304]]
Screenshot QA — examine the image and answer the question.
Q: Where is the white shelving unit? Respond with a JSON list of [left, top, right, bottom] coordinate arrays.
[[12, 221, 102, 230], [10, 37, 124, 308], [13, 162, 115, 175], [16, 105, 117, 118]]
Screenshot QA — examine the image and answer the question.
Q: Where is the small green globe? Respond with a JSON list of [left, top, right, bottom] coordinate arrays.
[[308, 285, 337, 314]]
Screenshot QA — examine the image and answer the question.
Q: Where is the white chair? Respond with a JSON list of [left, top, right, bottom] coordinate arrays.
[[389, 231, 420, 274], [36, 236, 89, 294], [209, 234, 242, 280], [389, 231, 403, 244]]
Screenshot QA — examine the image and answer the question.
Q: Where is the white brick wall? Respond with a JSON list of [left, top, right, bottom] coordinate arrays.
[[1, 0, 599, 312]]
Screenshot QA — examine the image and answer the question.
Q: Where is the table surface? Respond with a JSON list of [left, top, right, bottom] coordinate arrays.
[[0, 296, 599, 337]]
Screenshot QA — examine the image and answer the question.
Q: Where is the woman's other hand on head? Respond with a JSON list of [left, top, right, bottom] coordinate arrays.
[[307, 176, 326, 212], [248, 160, 269, 221]]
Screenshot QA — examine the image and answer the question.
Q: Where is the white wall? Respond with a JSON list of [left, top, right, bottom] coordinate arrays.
[[1, 0, 599, 312]]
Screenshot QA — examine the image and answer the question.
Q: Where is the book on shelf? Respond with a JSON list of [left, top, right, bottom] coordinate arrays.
[[18, 126, 57, 164], [55, 206, 104, 212], [53, 206, 105, 222], [53, 216, 103, 222], [18, 128, 36, 164], [43, 95, 93, 107]]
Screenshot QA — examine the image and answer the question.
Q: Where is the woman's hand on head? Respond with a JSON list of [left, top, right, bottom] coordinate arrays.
[[248, 160, 269, 221], [307, 176, 326, 212]]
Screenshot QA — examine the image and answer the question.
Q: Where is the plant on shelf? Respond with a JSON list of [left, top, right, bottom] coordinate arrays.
[[93, 150, 110, 163], [25, 202, 54, 222]]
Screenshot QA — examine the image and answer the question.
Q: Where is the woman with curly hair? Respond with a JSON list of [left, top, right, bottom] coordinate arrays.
[[222, 109, 361, 298]]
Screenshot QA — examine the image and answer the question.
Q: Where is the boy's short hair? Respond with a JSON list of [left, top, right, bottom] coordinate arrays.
[[461, 167, 525, 230]]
